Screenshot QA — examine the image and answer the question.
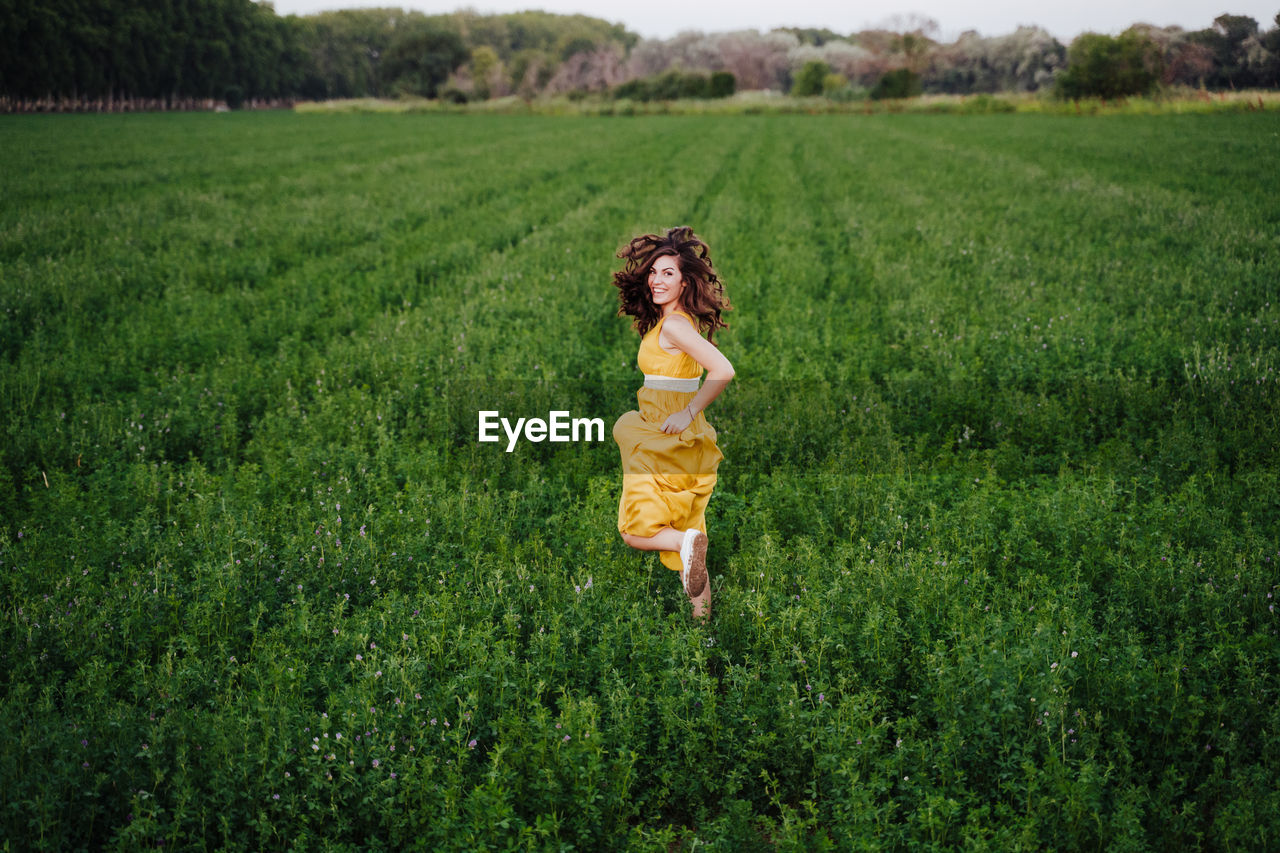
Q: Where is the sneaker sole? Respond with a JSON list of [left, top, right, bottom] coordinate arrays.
[[685, 531, 708, 598]]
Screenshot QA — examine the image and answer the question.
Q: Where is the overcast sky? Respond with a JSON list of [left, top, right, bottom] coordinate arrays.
[[264, 0, 1280, 42]]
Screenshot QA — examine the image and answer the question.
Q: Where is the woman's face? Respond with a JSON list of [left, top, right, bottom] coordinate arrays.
[[647, 254, 685, 309]]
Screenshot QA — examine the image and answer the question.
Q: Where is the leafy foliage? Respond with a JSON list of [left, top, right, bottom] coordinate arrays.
[[0, 4, 636, 104], [380, 27, 468, 98], [3, 6, 1278, 108], [1189, 14, 1262, 88], [0, 0, 302, 101], [870, 68, 922, 99], [924, 27, 1066, 94], [2, 111, 1279, 849], [709, 71, 736, 98], [613, 70, 726, 101], [791, 60, 831, 96], [1056, 31, 1162, 99]]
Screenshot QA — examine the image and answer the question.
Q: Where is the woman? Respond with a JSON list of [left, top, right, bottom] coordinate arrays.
[[612, 226, 733, 622]]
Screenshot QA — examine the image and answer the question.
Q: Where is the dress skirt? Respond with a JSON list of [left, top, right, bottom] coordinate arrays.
[[614, 385, 723, 572]]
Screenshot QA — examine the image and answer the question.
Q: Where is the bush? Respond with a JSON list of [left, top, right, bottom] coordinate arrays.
[[440, 86, 469, 104], [1056, 30, 1162, 99], [612, 70, 713, 102], [962, 94, 1016, 113], [792, 60, 830, 96], [827, 85, 866, 103], [223, 85, 245, 110], [821, 73, 848, 97], [665, 69, 711, 100], [709, 71, 736, 98], [613, 78, 650, 101], [870, 68, 922, 100]]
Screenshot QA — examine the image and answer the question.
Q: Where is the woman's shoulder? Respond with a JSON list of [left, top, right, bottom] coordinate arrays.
[[662, 310, 697, 330], [657, 311, 702, 355], [664, 312, 707, 343]]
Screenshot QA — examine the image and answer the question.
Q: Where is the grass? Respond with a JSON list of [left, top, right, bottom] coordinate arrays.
[[1, 110, 1278, 849]]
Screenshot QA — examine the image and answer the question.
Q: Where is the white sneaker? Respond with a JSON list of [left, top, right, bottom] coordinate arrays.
[[679, 529, 708, 597]]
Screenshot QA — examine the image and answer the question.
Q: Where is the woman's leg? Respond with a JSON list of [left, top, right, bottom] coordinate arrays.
[[620, 528, 712, 622], [689, 582, 710, 622], [619, 527, 684, 552]]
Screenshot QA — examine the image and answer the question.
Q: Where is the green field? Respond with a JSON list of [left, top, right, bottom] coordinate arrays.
[[2, 112, 1278, 849]]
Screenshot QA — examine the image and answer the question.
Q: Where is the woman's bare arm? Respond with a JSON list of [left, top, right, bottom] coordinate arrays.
[[659, 314, 734, 433]]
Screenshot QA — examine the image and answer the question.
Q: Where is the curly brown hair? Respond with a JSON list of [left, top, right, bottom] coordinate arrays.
[[613, 226, 731, 345]]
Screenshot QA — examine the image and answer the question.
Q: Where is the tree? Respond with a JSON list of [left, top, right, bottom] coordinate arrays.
[[469, 45, 499, 99], [380, 27, 468, 98], [895, 31, 934, 74], [509, 49, 551, 98], [1189, 14, 1259, 88], [709, 71, 735, 97], [543, 44, 626, 95], [1165, 40, 1216, 87], [924, 27, 1064, 94], [1259, 14, 1280, 87], [822, 72, 849, 96], [715, 30, 797, 91], [789, 41, 884, 88], [0, 3, 644, 106], [1127, 24, 1209, 88], [290, 9, 410, 99], [775, 27, 844, 47], [870, 68, 921, 99], [791, 59, 829, 95], [1056, 30, 1162, 98]]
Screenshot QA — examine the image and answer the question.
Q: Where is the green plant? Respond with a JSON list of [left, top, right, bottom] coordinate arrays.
[[709, 71, 736, 98], [792, 60, 830, 96], [1056, 30, 1162, 99], [2, 110, 1277, 849], [380, 27, 469, 98], [870, 68, 923, 99]]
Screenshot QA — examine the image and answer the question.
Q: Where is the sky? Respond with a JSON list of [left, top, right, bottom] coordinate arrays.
[[264, 0, 1280, 42]]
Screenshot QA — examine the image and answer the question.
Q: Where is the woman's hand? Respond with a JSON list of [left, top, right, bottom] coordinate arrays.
[[660, 406, 694, 434]]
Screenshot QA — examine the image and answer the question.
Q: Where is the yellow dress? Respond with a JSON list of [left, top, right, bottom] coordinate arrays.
[[613, 310, 723, 572]]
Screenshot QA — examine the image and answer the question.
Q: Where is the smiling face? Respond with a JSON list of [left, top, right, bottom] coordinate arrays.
[[647, 253, 685, 312]]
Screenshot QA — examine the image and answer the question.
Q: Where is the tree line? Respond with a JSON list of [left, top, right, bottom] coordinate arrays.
[[0, 3, 635, 109], [1, 3, 1278, 111], [648, 15, 1280, 101]]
